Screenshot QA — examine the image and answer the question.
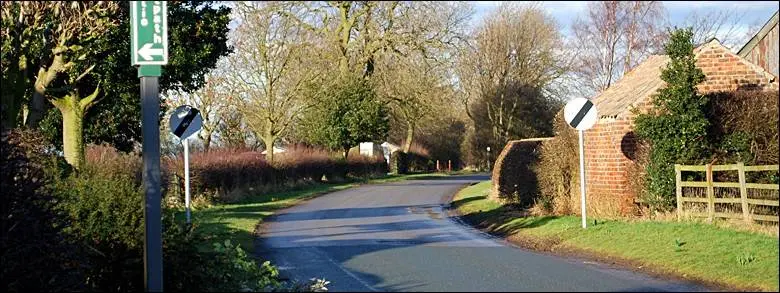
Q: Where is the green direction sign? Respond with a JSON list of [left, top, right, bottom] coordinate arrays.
[[130, 1, 168, 66]]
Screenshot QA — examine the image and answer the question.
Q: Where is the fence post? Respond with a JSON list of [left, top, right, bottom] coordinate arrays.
[[737, 162, 749, 222], [706, 164, 714, 222], [675, 164, 682, 221]]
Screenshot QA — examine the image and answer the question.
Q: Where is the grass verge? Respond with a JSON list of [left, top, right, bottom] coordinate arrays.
[[451, 181, 779, 292], [179, 172, 452, 252]]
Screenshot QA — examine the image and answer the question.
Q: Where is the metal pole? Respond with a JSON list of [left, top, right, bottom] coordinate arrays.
[[141, 76, 163, 291], [578, 130, 587, 229], [184, 137, 191, 224]]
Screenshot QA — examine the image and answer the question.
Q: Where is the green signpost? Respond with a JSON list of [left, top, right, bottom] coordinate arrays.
[[130, 1, 167, 291]]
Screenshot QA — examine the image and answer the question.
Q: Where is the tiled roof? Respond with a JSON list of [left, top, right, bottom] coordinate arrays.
[[591, 55, 669, 118]]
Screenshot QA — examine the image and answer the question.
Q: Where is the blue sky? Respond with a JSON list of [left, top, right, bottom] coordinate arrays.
[[471, 1, 779, 49]]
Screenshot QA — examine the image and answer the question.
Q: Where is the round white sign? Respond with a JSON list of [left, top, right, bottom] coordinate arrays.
[[563, 98, 598, 131], [168, 105, 203, 140]]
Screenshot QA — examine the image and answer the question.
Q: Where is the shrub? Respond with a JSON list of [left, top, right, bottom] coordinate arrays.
[[53, 145, 148, 291], [1, 130, 85, 292], [164, 224, 282, 292], [634, 28, 710, 210], [347, 154, 388, 178], [490, 138, 551, 207], [273, 145, 333, 183], [407, 152, 434, 173], [164, 148, 274, 204], [536, 112, 579, 215], [706, 90, 779, 165], [389, 151, 409, 174], [54, 145, 286, 292]]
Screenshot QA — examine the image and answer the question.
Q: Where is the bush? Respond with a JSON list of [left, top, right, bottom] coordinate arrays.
[[274, 145, 333, 183], [634, 28, 709, 210], [53, 145, 286, 292], [389, 150, 433, 174], [52, 145, 149, 291], [389, 151, 408, 174], [536, 112, 579, 215], [347, 154, 388, 178], [407, 152, 434, 173], [164, 148, 274, 204], [706, 90, 779, 165], [165, 146, 390, 202], [490, 138, 551, 207], [1, 130, 85, 292], [164, 224, 281, 292]]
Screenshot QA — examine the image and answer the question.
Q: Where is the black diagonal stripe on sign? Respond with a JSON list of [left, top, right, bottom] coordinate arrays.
[[569, 100, 593, 128], [174, 108, 200, 137]]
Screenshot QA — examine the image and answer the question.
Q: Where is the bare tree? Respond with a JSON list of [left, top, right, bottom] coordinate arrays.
[[376, 54, 440, 153], [458, 3, 565, 148], [570, 1, 664, 96], [226, 1, 316, 162], [279, 1, 473, 78], [675, 8, 750, 50], [165, 73, 232, 151]]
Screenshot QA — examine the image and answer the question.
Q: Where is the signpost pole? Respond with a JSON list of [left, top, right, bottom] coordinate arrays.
[[184, 137, 191, 224], [578, 130, 587, 229], [140, 76, 163, 291], [132, 1, 167, 290]]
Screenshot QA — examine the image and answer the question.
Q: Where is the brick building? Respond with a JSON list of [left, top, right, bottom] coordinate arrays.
[[582, 39, 779, 216]]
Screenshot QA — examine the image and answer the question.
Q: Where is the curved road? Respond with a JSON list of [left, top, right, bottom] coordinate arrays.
[[257, 175, 708, 292]]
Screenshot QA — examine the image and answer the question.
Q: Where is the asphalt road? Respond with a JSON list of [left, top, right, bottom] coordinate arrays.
[[256, 174, 709, 292]]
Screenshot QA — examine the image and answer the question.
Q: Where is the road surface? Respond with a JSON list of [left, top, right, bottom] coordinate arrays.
[[256, 175, 708, 292]]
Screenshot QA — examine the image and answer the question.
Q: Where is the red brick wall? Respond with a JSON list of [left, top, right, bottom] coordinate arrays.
[[580, 115, 640, 218], [581, 42, 778, 217], [696, 42, 779, 92]]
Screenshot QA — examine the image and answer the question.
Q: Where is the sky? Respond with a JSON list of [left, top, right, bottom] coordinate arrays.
[[471, 1, 779, 50]]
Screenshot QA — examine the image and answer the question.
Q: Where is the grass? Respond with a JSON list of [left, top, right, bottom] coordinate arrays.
[[179, 172, 453, 253], [452, 181, 780, 292]]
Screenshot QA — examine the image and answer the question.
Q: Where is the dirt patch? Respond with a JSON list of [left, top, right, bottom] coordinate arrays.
[[505, 233, 562, 252]]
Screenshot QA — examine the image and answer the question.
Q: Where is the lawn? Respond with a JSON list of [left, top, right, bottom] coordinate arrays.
[[180, 172, 452, 253], [452, 181, 780, 292]]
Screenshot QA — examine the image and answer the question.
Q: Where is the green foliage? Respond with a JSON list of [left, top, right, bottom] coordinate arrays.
[[0, 3, 42, 128], [1, 130, 84, 292], [165, 234, 282, 292], [46, 145, 285, 292], [38, 1, 233, 152], [51, 147, 147, 291], [302, 75, 390, 156], [737, 252, 757, 266], [674, 238, 686, 252], [634, 28, 710, 209]]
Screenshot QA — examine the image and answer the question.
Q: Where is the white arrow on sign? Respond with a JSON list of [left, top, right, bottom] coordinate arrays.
[[138, 43, 164, 61]]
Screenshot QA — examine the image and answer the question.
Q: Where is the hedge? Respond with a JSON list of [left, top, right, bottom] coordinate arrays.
[[490, 138, 552, 207]]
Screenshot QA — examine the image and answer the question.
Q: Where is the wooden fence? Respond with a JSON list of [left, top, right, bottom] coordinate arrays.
[[675, 163, 779, 222]]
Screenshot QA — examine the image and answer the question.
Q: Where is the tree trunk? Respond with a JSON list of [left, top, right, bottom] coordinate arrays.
[[343, 148, 349, 161], [51, 85, 100, 171], [25, 88, 48, 128], [57, 97, 86, 170], [403, 123, 415, 153], [26, 57, 65, 128], [201, 128, 212, 152], [262, 135, 276, 163]]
